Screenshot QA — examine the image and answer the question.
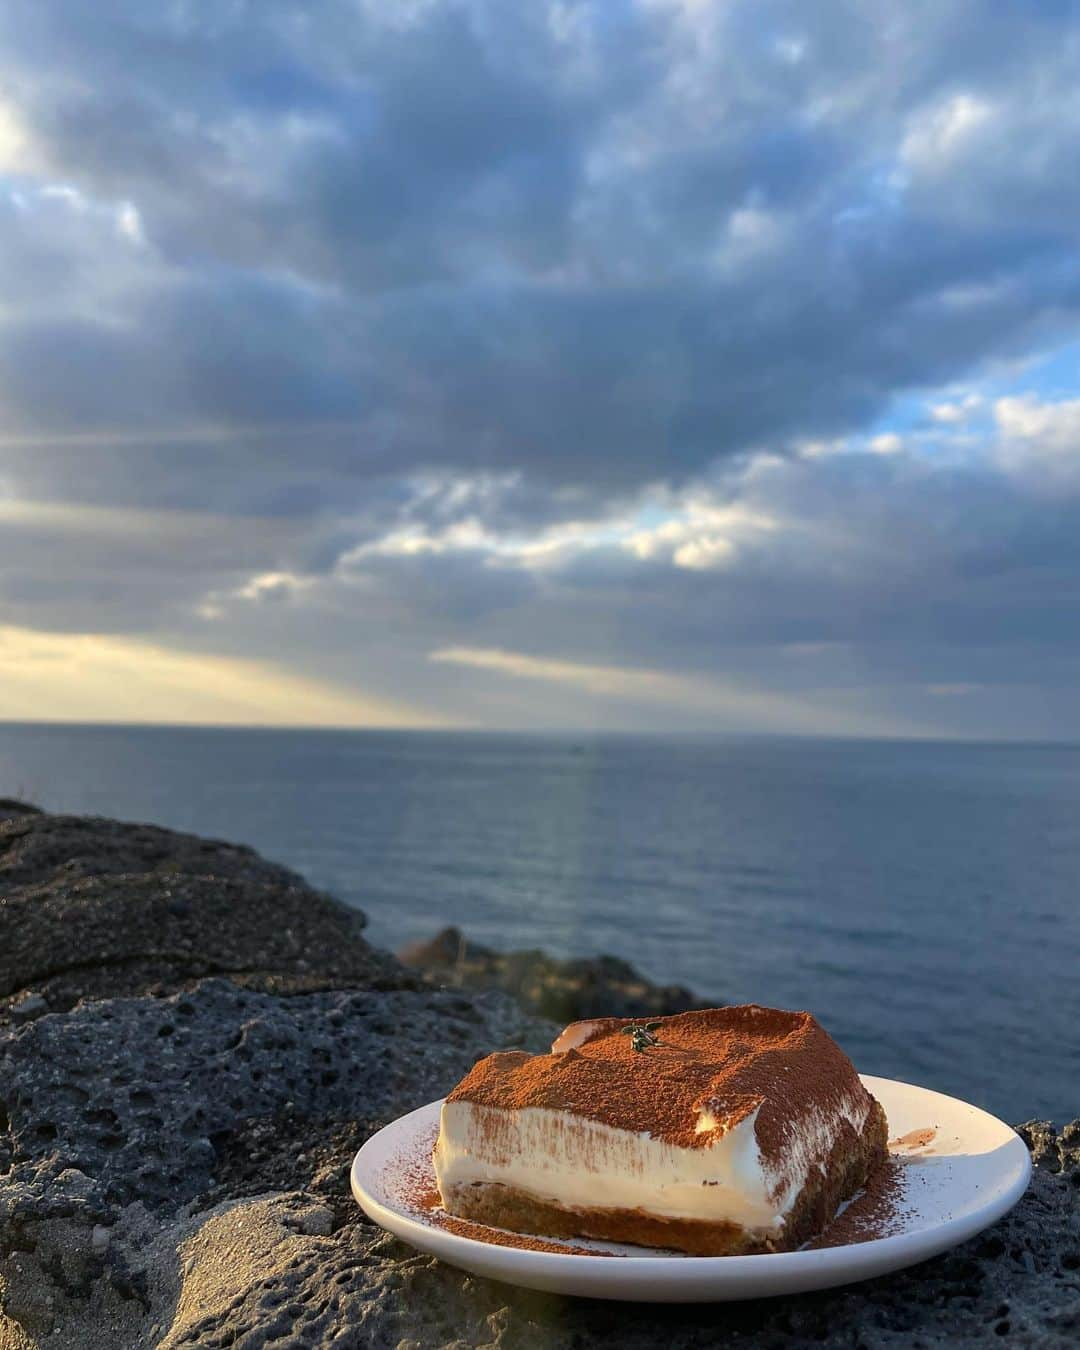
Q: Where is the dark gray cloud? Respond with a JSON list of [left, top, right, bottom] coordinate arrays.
[[1, 1, 1080, 734], [2, 2, 1080, 500]]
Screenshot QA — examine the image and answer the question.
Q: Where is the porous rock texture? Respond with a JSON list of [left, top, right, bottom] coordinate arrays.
[[0, 811, 310, 892], [398, 924, 701, 1022], [1, 805, 1078, 1349], [0, 812, 407, 1021]]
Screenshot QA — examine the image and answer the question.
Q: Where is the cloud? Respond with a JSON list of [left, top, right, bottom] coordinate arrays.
[[232, 571, 312, 604], [626, 497, 779, 569], [930, 394, 982, 424], [867, 433, 904, 455], [429, 645, 923, 737], [0, 100, 33, 173], [3, 1, 1080, 513], [900, 93, 995, 176], [993, 393, 1080, 491], [1, 2, 1080, 735], [0, 497, 307, 632]]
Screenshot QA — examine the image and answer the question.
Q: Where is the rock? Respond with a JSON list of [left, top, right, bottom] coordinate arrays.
[[0, 972, 550, 1349], [295, 1204, 334, 1237], [398, 926, 469, 968], [8, 993, 48, 1025], [0, 812, 327, 898], [399, 925, 703, 1022], [1016, 1119, 1080, 1179], [37, 1132, 1080, 1350], [52, 1169, 98, 1201], [0, 812, 413, 1021], [0, 978, 546, 1212], [0, 799, 42, 823], [0, 872, 407, 1016], [1, 811, 1078, 1349]]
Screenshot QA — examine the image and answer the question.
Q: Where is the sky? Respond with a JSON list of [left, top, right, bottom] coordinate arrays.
[[2, 0, 1080, 738]]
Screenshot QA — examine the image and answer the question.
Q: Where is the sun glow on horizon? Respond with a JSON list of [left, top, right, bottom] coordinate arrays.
[[0, 625, 448, 729]]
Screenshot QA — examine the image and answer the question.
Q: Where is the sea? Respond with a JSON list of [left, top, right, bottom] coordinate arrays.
[[2, 723, 1077, 1125]]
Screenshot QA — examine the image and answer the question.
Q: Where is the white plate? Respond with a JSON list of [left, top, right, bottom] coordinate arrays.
[[351, 1075, 1031, 1302]]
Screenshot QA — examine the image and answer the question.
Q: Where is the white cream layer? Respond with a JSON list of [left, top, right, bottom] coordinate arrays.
[[434, 1100, 786, 1232]]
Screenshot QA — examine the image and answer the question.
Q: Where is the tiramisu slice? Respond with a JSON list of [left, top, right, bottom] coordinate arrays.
[[433, 1006, 887, 1255]]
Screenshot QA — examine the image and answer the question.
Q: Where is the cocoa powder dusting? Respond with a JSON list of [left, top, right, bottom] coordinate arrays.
[[446, 1006, 876, 1168], [889, 1127, 937, 1151], [808, 1157, 910, 1248]]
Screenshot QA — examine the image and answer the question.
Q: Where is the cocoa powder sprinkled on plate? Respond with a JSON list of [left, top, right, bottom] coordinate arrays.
[[890, 1126, 937, 1152], [808, 1157, 910, 1248]]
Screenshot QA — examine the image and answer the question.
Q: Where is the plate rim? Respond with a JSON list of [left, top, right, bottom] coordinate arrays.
[[351, 1074, 1031, 1288]]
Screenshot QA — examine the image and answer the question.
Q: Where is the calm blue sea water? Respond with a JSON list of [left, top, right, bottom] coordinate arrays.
[[2, 723, 1077, 1124]]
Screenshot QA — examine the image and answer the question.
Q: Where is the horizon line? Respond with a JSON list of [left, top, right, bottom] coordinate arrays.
[[0, 717, 1076, 750]]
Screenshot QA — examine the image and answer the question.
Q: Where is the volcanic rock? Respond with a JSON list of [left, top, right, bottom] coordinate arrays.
[[398, 924, 702, 1022]]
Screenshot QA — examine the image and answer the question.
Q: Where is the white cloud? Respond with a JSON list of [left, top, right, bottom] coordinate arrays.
[[930, 393, 981, 424], [994, 393, 1080, 442], [713, 204, 786, 273], [900, 93, 994, 175], [338, 484, 783, 578], [340, 514, 627, 570], [672, 534, 735, 569], [993, 394, 1080, 490], [0, 100, 34, 173], [796, 437, 849, 460], [342, 519, 496, 562], [116, 201, 144, 243], [234, 571, 312, 603], [625, 497, 779, 570]]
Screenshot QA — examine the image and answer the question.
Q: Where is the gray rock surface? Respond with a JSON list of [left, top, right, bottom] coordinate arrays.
[[0, 813, 409, 1021], [399, 924, 702, 1021], [124, 1143, 1080, 1350], [0, 812, 319, 895], [0, 873, 405, 1017], [1, 978, 542, 1211], [1, 811, 1078, 1348]]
